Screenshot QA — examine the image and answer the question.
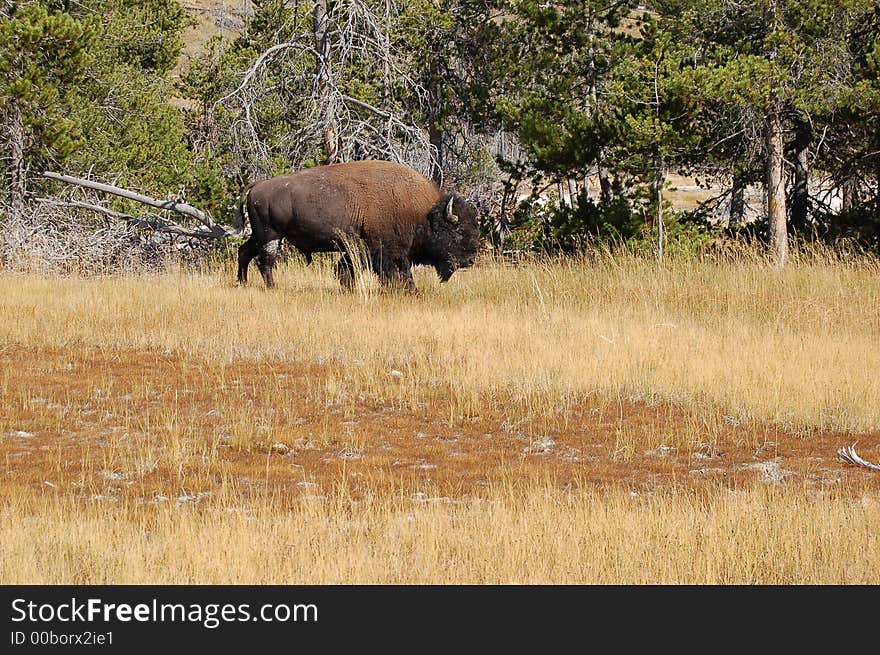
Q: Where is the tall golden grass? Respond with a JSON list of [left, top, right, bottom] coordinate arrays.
[[2, 484, 878, 584], [2, 245, 878, 431], [1, 245, 879, 583]]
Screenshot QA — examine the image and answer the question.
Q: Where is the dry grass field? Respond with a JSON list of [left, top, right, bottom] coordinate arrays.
[[2, 247, 880, 583]]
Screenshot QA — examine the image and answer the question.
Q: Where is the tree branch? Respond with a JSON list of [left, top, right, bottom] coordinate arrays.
[[41, 171, 235, 236], [33, 198, 233, 239]]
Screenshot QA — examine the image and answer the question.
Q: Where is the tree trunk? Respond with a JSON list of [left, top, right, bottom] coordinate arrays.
[[765, 0, 787, 268], [382, 0, 391, 109], [791, 117, 811, 232], [876, 124, 880, 204], [428, 103, 443, 187], [586, 7, 612, 205], [655, 149, 665, 263], [7, 100, 26, 219], [841, 176, 859, 211], [41, 171, 228, 233], [729, 173, 745, 226], [765, 101, 787, 268], [313, 0, 339, 163], [598, 156, 613, 205], [567, 178, 578, 209]]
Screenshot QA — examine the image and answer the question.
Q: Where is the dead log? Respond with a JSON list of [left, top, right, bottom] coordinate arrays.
[[41, 171, 237, 238], [34, 198, 232, 239], [838, 443, 880, 472]]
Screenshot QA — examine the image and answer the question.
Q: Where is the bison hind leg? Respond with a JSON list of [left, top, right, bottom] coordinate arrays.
[[335, 253, 355, 290], [237, 236, 260, 286], [257, 239, 281, 289]]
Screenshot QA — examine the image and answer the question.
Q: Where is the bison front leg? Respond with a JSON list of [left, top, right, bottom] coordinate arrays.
[[257, 239, 281, 289], [237, 236, 260, 286], [374, 253, 418, 294]]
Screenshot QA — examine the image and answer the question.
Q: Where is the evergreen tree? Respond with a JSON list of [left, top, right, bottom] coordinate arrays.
[[65, 0, 197, 194], [655, 0, 871, 265], [807, 1, 880, 244], [484, 0, 636, 199], [0, 1, 93, 216], [1, 1, 214, 217], [605, 11, 702, 259]]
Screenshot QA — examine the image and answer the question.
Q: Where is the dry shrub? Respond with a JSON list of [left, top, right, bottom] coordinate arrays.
[[0, 202, 221, 275]]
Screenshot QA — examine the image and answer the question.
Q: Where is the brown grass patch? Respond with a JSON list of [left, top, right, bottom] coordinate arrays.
[[3, 344, 878, 506]]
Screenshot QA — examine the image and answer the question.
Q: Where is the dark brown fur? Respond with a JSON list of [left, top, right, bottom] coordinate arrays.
[[235, 160, 480, 292]]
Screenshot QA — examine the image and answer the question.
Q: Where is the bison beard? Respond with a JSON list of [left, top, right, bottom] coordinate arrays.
[[235, 160, 480, 293]]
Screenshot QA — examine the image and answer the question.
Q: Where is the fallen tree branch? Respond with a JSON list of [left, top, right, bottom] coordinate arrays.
[[34, 198, 234, 239], [837, 442, 880, 472], [42, 171, 235, 235]]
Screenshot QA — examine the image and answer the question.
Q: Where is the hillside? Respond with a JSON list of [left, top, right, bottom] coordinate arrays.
[[177, 1, 249, 74]]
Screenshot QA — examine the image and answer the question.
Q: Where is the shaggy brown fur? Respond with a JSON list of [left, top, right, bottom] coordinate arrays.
[[236, 160, 480, 292]]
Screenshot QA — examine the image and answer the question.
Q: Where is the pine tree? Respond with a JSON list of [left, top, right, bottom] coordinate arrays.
[[655, 0, 870, 265], [484, 0, 636, 197], [606, 12, 702, 260], [0, 1, 93, 216], [65, 0, 196, 194]]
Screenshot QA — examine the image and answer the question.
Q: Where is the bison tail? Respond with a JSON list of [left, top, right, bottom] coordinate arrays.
[[233, 182, 255, 233]]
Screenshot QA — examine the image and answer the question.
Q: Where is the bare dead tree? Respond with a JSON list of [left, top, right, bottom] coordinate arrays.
[[0, 200, 199, 275], [313, 0, 339, 163], [34, 198, 230, 239], [214, 0, 438, 181], [3, 98, 26, 220]]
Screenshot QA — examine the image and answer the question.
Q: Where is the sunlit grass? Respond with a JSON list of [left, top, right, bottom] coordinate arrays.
[[2, 246, 878, 432], [2, 245, 879, 584], [2, 483, 878, 584]]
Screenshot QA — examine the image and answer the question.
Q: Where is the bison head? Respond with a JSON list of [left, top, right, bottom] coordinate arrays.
[[426, 194, 480, 282]]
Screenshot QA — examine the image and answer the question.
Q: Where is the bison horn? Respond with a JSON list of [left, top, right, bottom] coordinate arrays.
[[445, 196, 458, 224]]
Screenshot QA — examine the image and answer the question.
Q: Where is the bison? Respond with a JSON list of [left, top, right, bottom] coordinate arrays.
[[233, 160, 480, 292]]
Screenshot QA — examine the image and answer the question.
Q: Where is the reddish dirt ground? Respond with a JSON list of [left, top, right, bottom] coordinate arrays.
[[2, 345, 879, 504]]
